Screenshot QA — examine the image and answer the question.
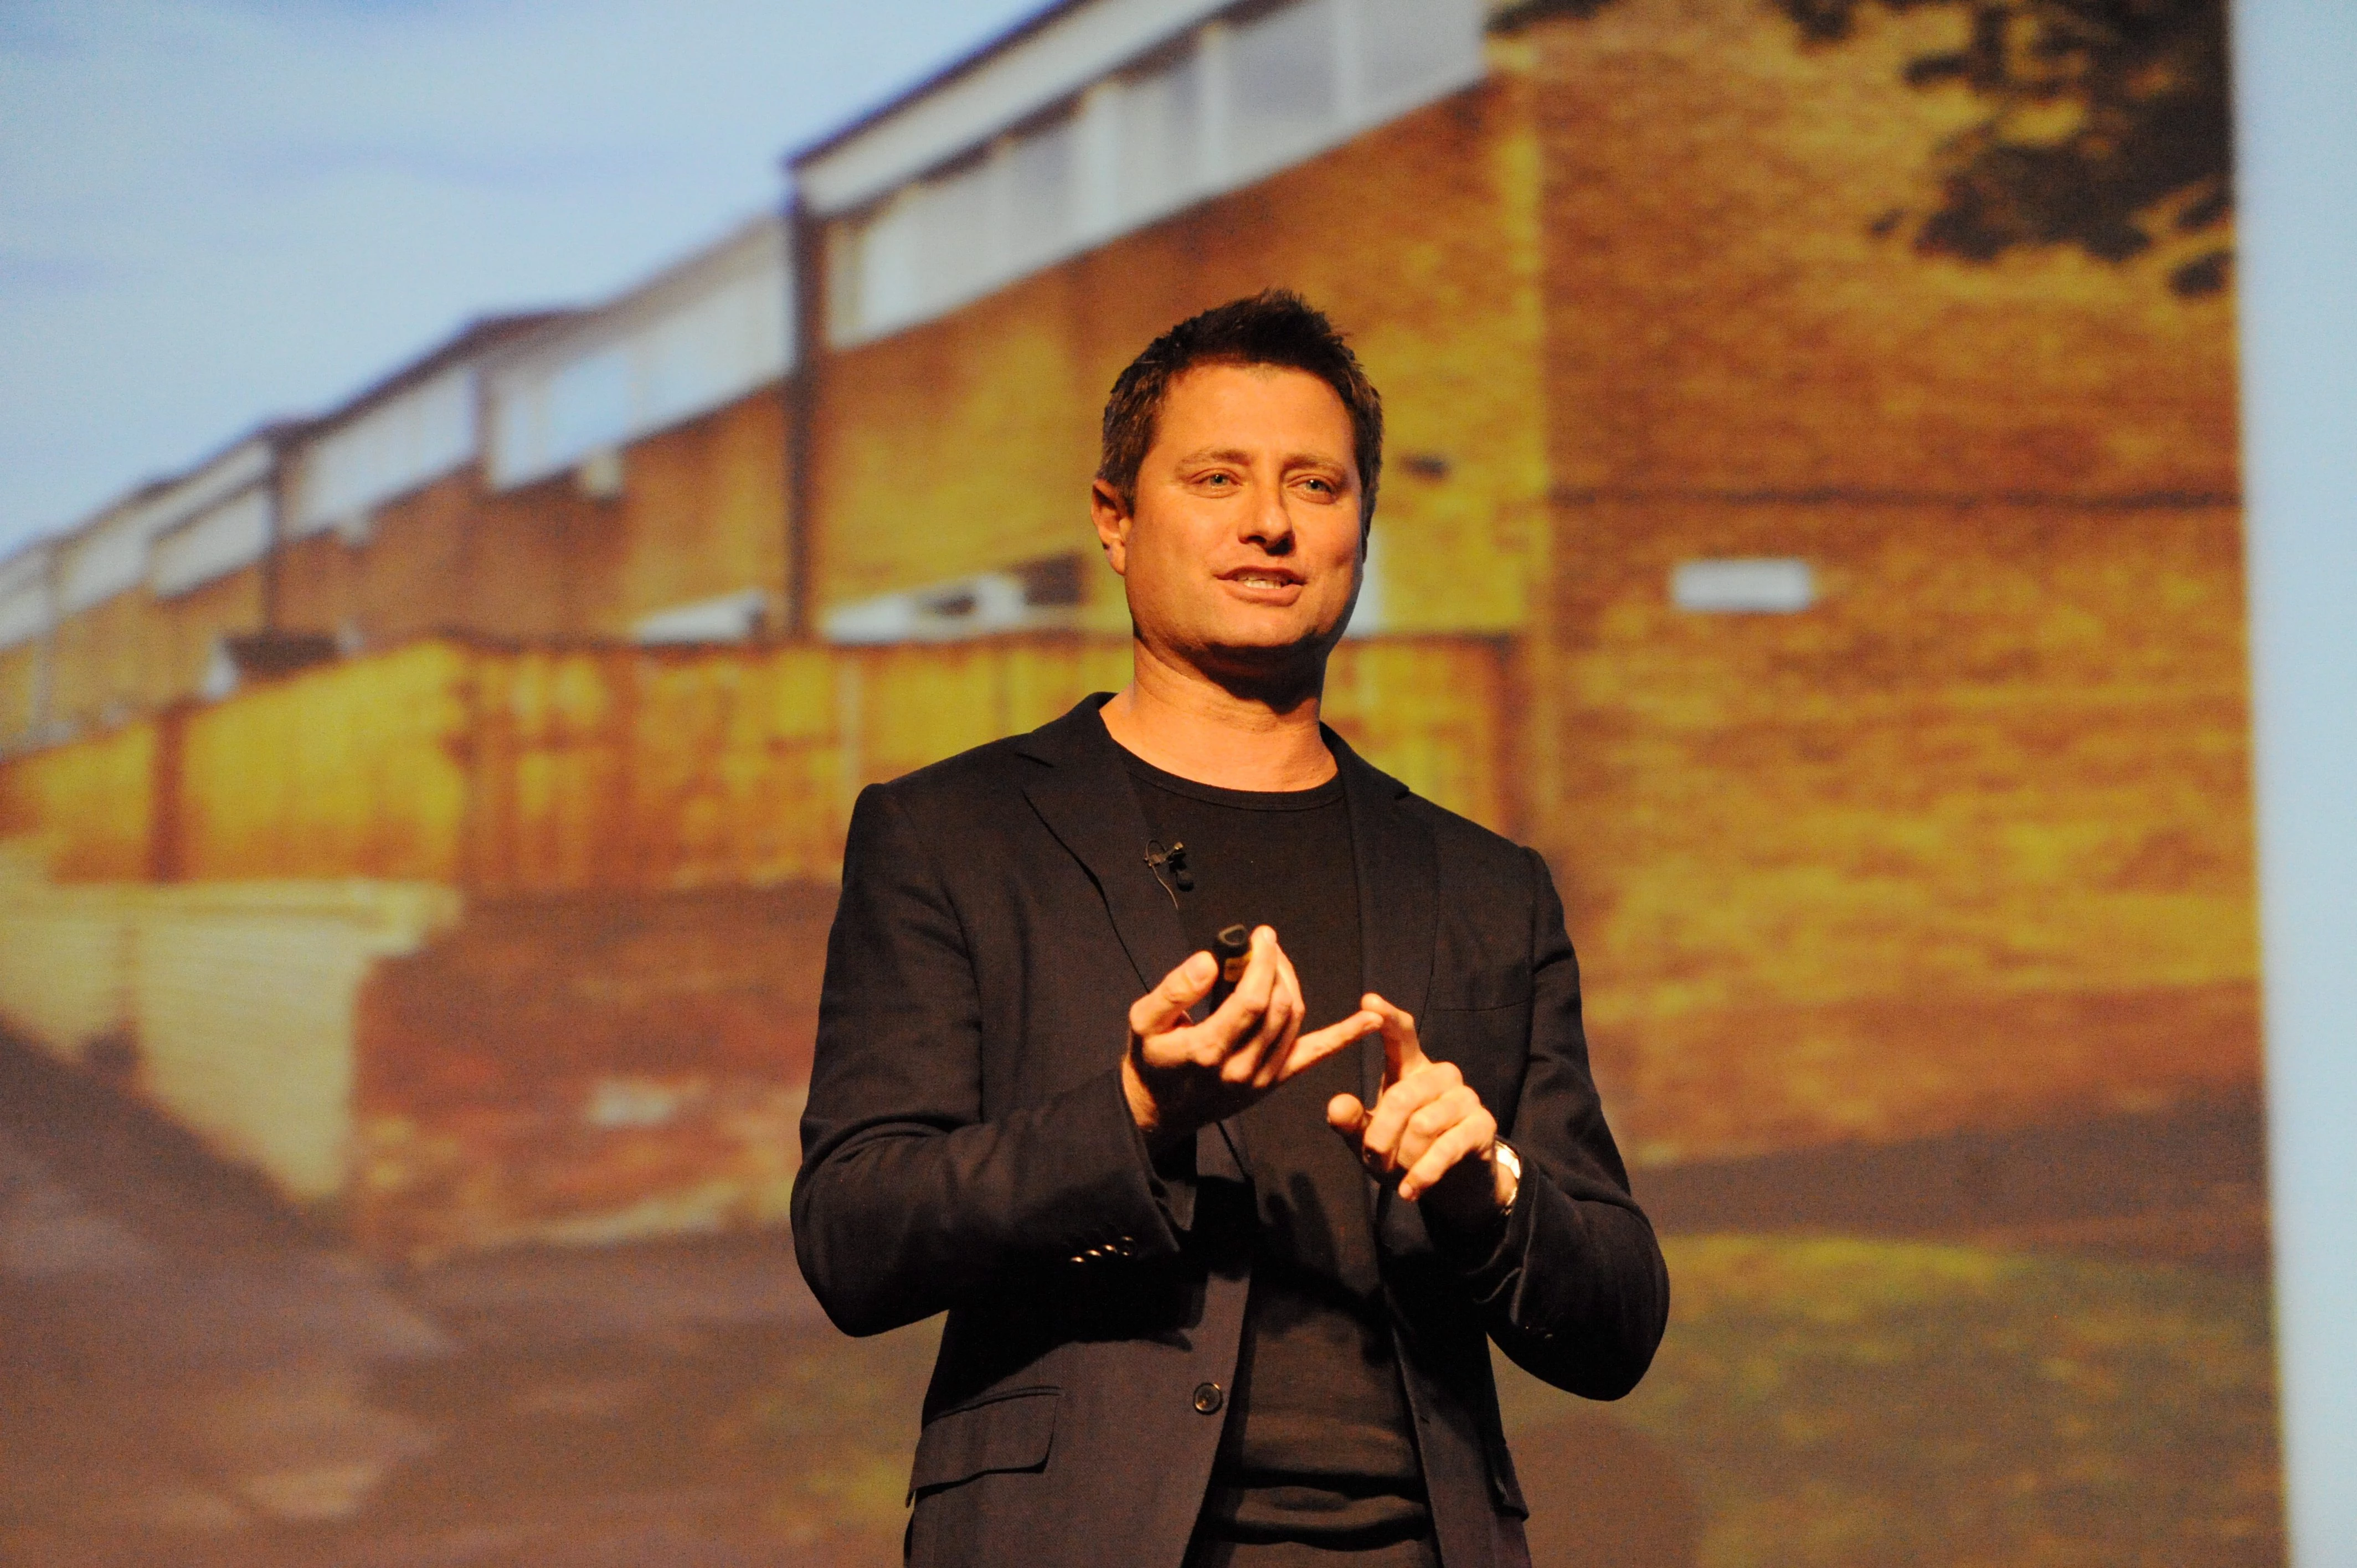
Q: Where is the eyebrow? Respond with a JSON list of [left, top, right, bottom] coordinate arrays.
[[1170, 446, 1351, 474]]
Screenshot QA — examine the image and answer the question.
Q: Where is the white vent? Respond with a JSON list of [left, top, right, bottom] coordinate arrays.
[[632, 588, 771, 645], [824, 556, 1086, 644], [1671, 558, 1816, 615]]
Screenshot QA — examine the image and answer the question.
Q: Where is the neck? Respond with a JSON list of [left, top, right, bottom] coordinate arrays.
[[1099, 639, 1336, 792]]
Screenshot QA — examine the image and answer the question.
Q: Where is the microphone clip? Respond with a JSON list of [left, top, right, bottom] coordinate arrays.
[[1145, 839, 1194, 904]]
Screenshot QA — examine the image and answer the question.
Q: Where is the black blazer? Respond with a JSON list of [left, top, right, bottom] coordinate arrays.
[[794, 695, 1669, 1568]]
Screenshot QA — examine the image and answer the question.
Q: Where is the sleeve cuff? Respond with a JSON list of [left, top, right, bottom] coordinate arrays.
[[1428, 1162, 1532, 1298]]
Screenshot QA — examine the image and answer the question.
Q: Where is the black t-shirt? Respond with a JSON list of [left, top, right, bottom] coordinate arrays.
[[1123, 750, 1430, 1550]]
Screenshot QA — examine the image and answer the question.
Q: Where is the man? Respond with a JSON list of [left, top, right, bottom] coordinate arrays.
[[794, 292, 1668, 1568]]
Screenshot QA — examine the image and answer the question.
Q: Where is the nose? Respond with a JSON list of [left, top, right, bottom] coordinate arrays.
[[1237, 474, 1296, 554]]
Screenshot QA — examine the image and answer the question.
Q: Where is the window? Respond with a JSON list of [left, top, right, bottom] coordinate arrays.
[[1357, 0, 1482, 114], [1006, 112, 1080, 274], [1226, 0, 1339, 182], [490, 219, 791, 489], [1115, 46, 1205, 226], [295, 369, 475, 536], [151, 490, 271, 599], [541, 345, 633, 474]]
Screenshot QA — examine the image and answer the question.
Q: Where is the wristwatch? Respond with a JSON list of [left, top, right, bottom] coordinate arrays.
[[1492, 1138, 1522, 1213]]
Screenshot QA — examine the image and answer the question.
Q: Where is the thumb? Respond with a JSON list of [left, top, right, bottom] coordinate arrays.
[[1135, 950, 1217, 1035], [1326, 1093, 1370, 1143]]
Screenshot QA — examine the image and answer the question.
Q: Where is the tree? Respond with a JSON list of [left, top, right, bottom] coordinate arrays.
[[1510, 0, 2234, 295]]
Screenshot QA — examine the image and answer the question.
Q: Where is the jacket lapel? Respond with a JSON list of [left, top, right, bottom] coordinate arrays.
[[1016, 694, 1193, 999], [1018, 695, 1247, 1184], [1330, 730, 1437, 1112]]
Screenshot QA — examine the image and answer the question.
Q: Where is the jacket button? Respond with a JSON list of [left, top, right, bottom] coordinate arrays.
[[1192, 1382, 1224, 1415]]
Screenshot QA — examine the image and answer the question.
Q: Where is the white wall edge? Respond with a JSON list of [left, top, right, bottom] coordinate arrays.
[[2234, 0, 2357, 1561]]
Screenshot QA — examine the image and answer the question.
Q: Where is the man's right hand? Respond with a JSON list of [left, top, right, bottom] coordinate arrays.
[[1121, 925, 1380, 1146]]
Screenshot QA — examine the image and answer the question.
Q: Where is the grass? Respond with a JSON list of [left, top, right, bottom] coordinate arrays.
[[1495, 1235, 2284, 1568]]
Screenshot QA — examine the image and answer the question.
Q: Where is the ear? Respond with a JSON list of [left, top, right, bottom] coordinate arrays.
[[1090, 478, 1133, 576]]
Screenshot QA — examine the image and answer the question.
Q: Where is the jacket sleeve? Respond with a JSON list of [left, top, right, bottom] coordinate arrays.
[[791, 783, 1184, 1337], [1430, 847, 1671, 1399]]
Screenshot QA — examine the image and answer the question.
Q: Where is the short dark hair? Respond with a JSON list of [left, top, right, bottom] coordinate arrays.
[[1098, 290, 1383, 529]]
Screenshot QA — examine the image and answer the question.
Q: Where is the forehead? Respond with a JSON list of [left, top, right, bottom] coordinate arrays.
[[1149, 362, 1355, 456]]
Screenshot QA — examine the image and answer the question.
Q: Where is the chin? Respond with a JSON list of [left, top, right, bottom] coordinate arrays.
[[1187, 621, 1340, 684]]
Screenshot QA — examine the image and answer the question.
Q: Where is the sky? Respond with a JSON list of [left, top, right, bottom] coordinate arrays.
[[0, 0, 1042, 560]]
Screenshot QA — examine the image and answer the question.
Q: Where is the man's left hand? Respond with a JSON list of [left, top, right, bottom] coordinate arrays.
[[1326, 994, 1517, 1232]]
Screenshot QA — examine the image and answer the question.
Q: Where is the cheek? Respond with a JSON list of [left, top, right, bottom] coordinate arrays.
[[1319, 527, 1367, 582]]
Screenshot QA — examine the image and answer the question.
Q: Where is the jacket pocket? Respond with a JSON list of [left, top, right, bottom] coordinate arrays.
[[909, 1386, 1061, 1496]]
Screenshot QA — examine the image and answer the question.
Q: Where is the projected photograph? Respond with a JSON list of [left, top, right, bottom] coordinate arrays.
[[0, 0, 2272, 1564]]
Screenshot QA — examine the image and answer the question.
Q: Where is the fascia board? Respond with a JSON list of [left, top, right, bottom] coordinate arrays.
[[482, 213, 789, 386]]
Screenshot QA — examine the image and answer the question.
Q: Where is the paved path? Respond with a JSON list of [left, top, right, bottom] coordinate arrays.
[[0, 1037, 906, 1568]]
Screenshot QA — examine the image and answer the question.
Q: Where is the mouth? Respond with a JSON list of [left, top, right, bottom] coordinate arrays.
[[1219, 568, 1305, 590]]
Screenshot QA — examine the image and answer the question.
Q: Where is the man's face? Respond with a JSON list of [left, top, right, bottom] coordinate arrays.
[[1092, 362, 1365, 684]]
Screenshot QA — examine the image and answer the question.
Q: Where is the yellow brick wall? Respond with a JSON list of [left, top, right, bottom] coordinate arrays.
[[1323, 638, 1509, 832], [840, 638, 1134, 793], [0, 716, 155, 879], [810, 79, 1550, 638], [463, 643, 843, 893], [274, 388, 791, 649], [1485, 0, 2254, 1159], [0, 634, 1509, 894], [174, 639, 475, 884], [1542, 498, 2255, 1160], [0, 845, 135, 1058], [1521, 0, 2238, 497]]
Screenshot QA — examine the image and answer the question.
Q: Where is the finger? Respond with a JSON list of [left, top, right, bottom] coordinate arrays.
[[1397, 1111, 1496, 1203], [1222, 929, 1298, 1082], [1363, 993, 1429, 1089], [1134, 950, 1218, 1038], [1203, 927, 1278, 1059], [1361, 1062, 1463, 1173], [1326, 1093, 1370, 1144], [1395, 1086, 1480, 1176], [1277, 1010, 1381, 1085], [1250, 950, 1310, 1089], [1228, 983, 1301, 1084]]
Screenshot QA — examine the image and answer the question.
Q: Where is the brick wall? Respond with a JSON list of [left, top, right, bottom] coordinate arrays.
[[0, 642, 41, 745], [807, 79, 1549, 637], [47, 590, 154, 734], [1512, 0, 2252, 1157]]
